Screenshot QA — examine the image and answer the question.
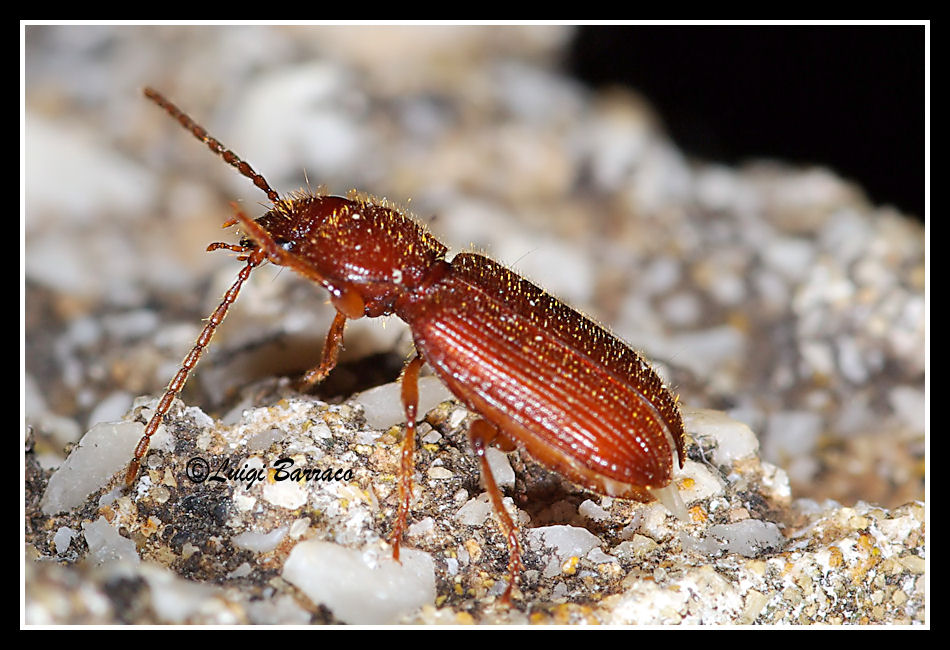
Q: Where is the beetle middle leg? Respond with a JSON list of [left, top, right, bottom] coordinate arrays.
[[469, 418, 524, 604], [389, 353, 425, 561]]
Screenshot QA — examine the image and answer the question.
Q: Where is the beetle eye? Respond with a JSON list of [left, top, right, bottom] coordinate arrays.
[[239, 236, 294, 251]]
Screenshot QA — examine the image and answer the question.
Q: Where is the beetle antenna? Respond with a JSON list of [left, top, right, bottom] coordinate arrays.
[[143, 87, 281, 204], [125, 250, 266, 486]]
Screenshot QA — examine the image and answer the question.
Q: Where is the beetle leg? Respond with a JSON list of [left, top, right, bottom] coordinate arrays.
[[297, 310, 347, 390], [389, 353, 425, 561], [469, 418, 524, 604]]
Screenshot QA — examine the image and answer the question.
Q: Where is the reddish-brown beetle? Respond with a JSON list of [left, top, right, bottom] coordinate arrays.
[[130, 88, 687, 603]]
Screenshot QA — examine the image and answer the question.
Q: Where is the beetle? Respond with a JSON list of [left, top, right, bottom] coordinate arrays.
[[129, 87, 687, 604]]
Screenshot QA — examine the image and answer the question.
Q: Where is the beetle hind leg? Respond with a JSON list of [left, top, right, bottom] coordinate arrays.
[[469, 418, 524, 604]]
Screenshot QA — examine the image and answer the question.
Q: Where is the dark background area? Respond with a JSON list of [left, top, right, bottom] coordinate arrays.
[[567, 26, 925, 220]]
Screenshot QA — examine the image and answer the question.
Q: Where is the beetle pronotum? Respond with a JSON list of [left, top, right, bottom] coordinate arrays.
[[131, 88, 687, 604]]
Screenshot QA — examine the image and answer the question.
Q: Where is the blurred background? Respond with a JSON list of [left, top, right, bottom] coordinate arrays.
[[569, 26, 924, 220], [24, 24, 926, 511]]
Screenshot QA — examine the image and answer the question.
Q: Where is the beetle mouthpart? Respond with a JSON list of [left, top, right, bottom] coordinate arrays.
[[647, 483, 688, 522]]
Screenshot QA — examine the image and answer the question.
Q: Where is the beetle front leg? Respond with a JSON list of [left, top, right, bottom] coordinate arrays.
[[469, 418, 524, 604], [389, 353, 425, 561], [296, 310, 348, 390]]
